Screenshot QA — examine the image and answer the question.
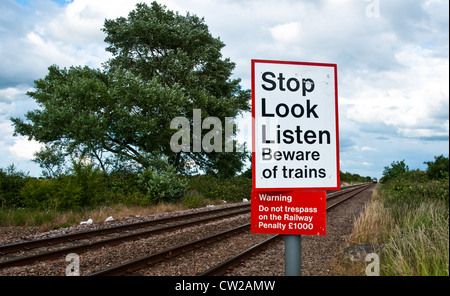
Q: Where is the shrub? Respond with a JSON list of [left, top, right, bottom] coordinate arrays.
[[62, 161, 108, 208], [424, 154, 449, 180], [138, 166, 187, 204], [382, 160, 409, 183], [19, 162, 108, 210], [0, 164, 30, 208], [380, 170, 449, 211], [184, 175, 251, 202], [19, 178, 58, 209]]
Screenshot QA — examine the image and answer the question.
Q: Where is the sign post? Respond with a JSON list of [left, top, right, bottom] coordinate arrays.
[[285, 235, 302, 276], [251, 59, 339, 276]]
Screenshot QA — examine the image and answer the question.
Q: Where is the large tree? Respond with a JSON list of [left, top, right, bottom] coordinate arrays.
[[11, 2, 250, 177]]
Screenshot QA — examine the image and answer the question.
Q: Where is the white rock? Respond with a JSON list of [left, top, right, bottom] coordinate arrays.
[[104, 216, 114, 222], [242, 198, 249, 202]]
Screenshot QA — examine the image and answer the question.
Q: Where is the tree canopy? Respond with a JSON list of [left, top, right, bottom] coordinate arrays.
[[11, 2, 250, 178], [382, 159, 410, 183], [424, 154, 449, 180]]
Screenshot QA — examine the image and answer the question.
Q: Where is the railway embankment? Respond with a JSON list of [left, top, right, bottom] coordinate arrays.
[[336, 171, 449, 276]]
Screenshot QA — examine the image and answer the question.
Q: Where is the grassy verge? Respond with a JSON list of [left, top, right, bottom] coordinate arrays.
[[1, 172, 252, 231], [339, 173, 449, 276], [0, 198, 225, 231]]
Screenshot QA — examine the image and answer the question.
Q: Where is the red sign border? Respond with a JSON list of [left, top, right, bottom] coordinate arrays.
[[251, 59, 340, 191], [251, 190, 327, 236]]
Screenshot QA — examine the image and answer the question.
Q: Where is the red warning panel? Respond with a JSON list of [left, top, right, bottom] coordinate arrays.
[[251, 190, 326, 235]]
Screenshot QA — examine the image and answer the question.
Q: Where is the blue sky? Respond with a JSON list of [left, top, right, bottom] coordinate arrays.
[[15, 0, 72, 5], [0, 0, 448, 179]]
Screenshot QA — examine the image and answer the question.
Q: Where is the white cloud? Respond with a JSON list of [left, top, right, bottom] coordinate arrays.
[[22, 28, 107, 70], [269, 22, 302, 44], [342, 45, 449, 140], [361, 146, 377, 152], [352, 145, 377, 152], [9, 136, 43, 161], [46, 0, 141, 45], [0, 0, 448, 177], [0, 87, 26, 103]]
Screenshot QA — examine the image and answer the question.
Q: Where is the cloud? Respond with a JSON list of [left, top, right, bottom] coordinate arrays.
[[9, 136, 43, 160], [342, 44, 449, 141], [0, 87, 29, 103], [0, 0, 136, 90], [0, 0, 448, 178], [46, 0, 141, 45], [269, 22, 302, 44], [361, 146, 377, 152]]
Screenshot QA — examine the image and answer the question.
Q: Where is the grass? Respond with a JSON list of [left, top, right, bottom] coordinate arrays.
[[338, 177, 449, 276], [382, 201, 449, 276], [349, 187, 394, 245], [0, 198, 224, 231]]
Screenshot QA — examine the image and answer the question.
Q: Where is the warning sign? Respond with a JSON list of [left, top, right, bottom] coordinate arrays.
[[251, 190, 326, 235], [252, 60, 340, 190]]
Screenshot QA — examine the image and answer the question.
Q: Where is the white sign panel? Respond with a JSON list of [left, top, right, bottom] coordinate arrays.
[[252, 60, 340, 190]]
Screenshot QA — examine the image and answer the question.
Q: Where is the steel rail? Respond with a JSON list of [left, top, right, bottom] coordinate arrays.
[[88, 224, 252, 276], [326, 183, 373, 210], [197, 234, 283, 276], [0, 184, 372, 274], [89, 183, 373, 276], [326, 183, 371, 200], [0, 203, 250, 255], [0, 207, 251, 269], [0, 184, 362, 256], [198, 183, 374, 276]]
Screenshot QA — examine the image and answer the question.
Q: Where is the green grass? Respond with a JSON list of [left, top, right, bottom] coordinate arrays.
[[0, 207, 57, 227], [346, 172, 449, 276], [381, 200, 449, 276]]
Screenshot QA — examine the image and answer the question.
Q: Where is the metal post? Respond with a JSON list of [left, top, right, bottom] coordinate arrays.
[[285, 235, 302, 276]]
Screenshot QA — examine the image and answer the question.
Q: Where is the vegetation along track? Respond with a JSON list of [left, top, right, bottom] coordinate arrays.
[[0, 183, 373, 276]]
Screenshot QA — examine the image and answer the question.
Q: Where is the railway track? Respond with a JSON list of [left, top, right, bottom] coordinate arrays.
[[200, 183, 374, 276], [0, 183, 374, 276], [0, 203, 250, 268]]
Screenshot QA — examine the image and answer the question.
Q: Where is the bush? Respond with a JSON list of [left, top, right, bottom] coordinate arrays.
[[138, 166, 187, 204], [19, 178, 58, 209], [377, 167, 448, 275], [424, 154, 449, 180], [382, 160, 409, 183], [381, 170, 449, 209], [19, 162, 108, 210], [0, 164, 30, 208], [2, 161, 252, 211], [63, 161, 108, 208], [184, 175, 251, 202]]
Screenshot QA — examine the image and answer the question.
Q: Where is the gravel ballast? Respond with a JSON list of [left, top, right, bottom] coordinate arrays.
[[0, 187, 373, 276]]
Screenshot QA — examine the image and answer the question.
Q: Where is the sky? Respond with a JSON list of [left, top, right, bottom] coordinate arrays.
[[0, 0, 448, 179]]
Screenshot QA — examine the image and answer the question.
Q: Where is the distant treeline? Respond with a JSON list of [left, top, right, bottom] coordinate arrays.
[[0, 162, 252, 210], [339, 171, 372, 184], [2, 163, 370, 211], [2, 155, 447, 211]]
